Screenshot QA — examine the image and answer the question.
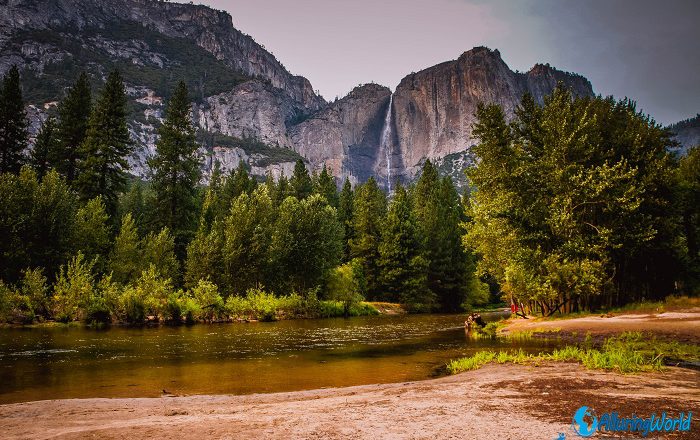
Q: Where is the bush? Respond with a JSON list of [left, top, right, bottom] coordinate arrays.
[[120, 286, 146, 324], [52, 253, 96, 322], [190, 280, 225, 321]]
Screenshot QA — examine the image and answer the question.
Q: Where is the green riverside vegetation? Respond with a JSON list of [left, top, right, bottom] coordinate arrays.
[[447, 332, 700, 374]]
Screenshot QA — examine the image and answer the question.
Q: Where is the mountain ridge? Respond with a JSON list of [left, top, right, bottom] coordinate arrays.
[[1, 0, 612, 187]]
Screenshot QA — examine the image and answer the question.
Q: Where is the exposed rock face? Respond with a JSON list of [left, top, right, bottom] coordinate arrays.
[[0, 0, 325, 111], [390, 47, 593, 182], [195, 81, 301, 149], [289, 84, 392, 185], [2, 2, 598, 188]]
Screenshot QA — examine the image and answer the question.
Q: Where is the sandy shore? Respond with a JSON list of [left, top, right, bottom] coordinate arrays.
[[503, 309, 700, 343], [1, 361, 698, 439]]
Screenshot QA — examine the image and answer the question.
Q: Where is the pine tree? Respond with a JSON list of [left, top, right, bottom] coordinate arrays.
[[290, 159, 312, 200], [274, 174, 291, 204], [314, 165, 338, 207], [349, 177, 386, 298], [220, 163, 255, 211], [76, 70, 132, 215], [413, 160, 469, 311], [118, 180, 147, 233], [56, 72, 92, 182], [31, 117, 58, 179], [378, 184, 432, 309], [149, 81, 201, 257], [0, 66, 28, 173], [338, 178, 355, 261]]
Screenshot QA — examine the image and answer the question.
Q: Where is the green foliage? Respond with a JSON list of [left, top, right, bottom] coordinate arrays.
[[467, 88, 682, 313], [338, 178, 355, 261], [0, 65, 28, 173], [349, 177, 386, 298], [676, 146, 700, 293], [0, 167, 78, 283], [76, 70, 132, 215], [74, 197, 110, 271], [447, 332, 696, 375], [55, 72, 92, 183], [222, 187, 275, 293], [185, 222, 224, 289], [52, 252, 95, 322], [314, 165, 339, 207], [290, 159, 313, 200], [19, 268, 49, 319], [413, 161, 473, 311], [270, 194, 344, 292], [141, 227, 180, 282], [190, 280, 225, 321], [108, 214, 141, 284], [326, 260, 365, 317], [378, 184, 433, 311], [30, 117, 58, 179], [149, 81, 201, 257]]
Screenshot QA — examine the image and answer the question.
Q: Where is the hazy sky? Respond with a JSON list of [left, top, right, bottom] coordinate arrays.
[[197, 0, 699, 125]]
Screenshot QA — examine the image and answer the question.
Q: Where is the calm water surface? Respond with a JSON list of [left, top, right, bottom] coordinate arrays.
[[0, 313, 561, 403]]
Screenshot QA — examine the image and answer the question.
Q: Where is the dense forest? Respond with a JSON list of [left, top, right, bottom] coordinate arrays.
[[0, 67, 484, 324], [0, 66, 697, 324]]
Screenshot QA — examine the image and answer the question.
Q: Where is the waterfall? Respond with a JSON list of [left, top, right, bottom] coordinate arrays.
[[380, 94, 393, 193]]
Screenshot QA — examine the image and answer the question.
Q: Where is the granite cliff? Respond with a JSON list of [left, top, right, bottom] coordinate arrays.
[[1, 0, 597, 187]]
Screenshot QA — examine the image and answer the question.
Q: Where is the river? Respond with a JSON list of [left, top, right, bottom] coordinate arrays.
[[0, 312, 562, 403]]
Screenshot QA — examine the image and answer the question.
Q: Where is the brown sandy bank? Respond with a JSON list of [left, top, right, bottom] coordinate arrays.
[[503, 310, 700, 343], [1, 362, 698, 439]]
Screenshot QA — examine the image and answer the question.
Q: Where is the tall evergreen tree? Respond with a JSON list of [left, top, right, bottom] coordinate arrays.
[[314, 165, 338, 207], [76, 70, 132, 215], [349, 177, 386, 298], [338, 178, 355, 261], [31, 117, 58, 179], [149, 81, 201, 257], [413, 160, 470, 311], [221, 163, 256, 210], [378, 184, 432, 310], [56, 72, 92, 182], [0, 65, 28, 173], [290, 159, 313, 200]]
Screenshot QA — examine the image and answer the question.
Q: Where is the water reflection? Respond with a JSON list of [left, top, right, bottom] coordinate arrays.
[[0, 312, 559, 403]]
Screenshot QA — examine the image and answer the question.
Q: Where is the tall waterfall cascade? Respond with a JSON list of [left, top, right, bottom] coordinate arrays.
[[380, 94, 394, 193]]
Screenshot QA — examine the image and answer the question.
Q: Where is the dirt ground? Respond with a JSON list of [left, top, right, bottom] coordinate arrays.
[[0, 362, 698, 439], [504, 309, 700, 344]]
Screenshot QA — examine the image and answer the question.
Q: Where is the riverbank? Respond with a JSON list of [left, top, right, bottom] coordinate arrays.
[[1, 362, 697, 439], [502, 309, 700, 344]]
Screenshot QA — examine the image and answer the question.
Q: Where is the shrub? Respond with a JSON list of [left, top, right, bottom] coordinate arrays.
[[190, 280, 225, 321], [19, 268, 49, 319], [52, 252, 96, 322]]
